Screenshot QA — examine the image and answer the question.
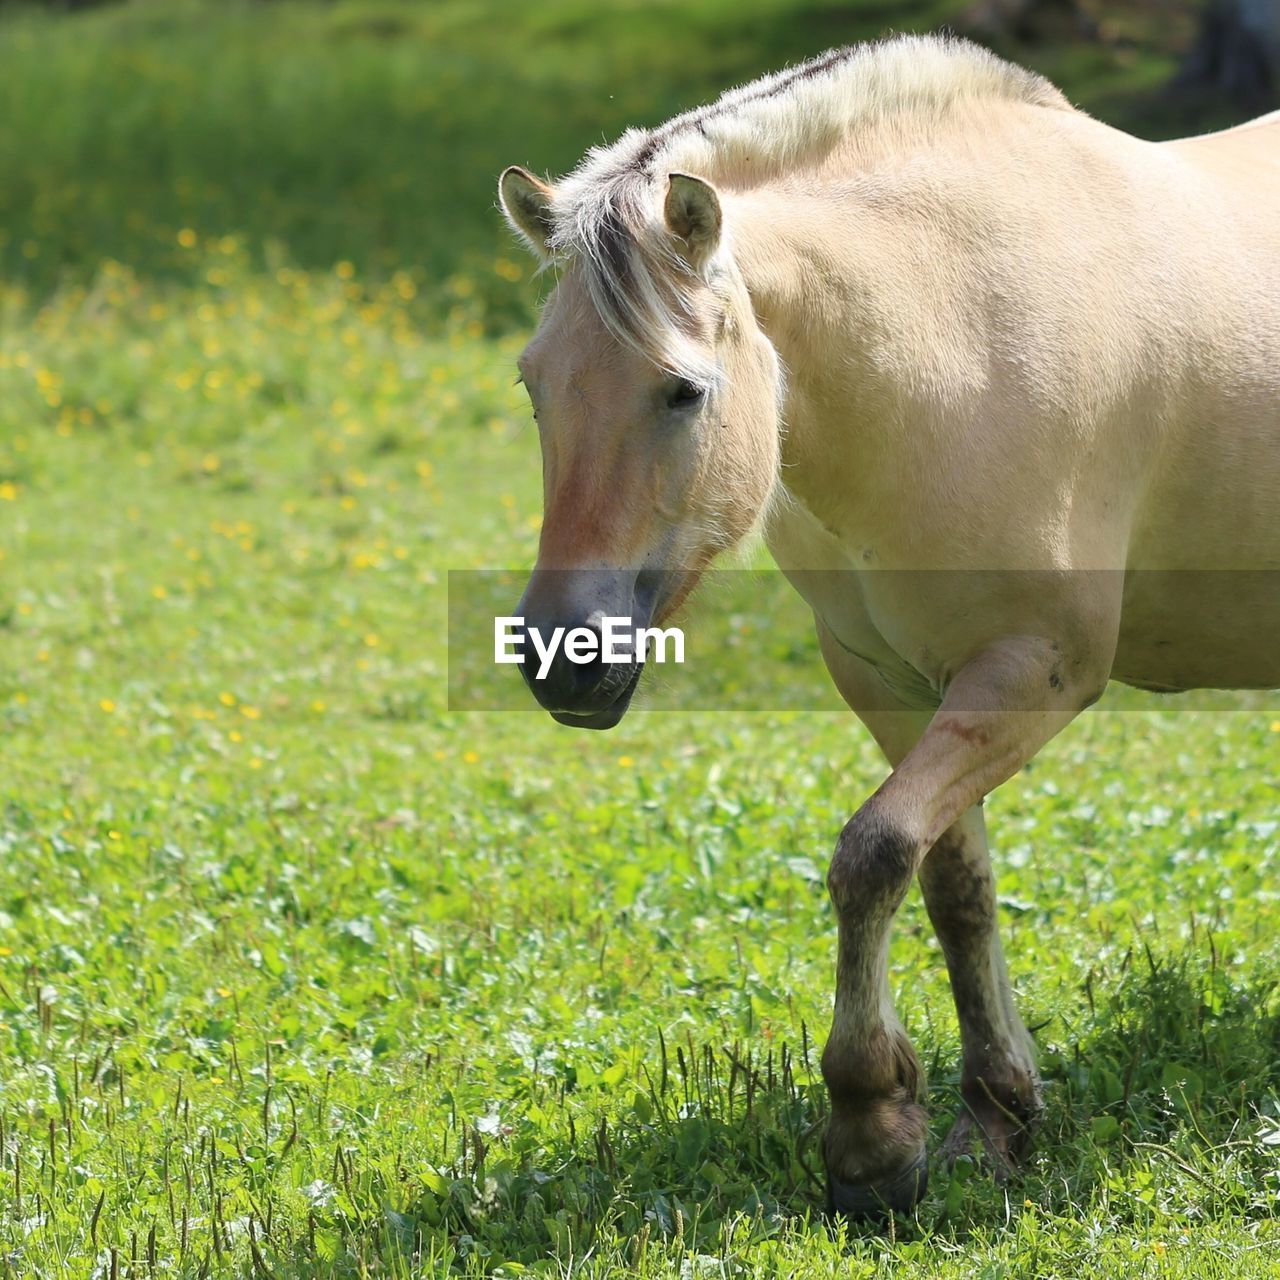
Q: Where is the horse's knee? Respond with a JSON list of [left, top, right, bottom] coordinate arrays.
[[827, 805, 918, 917]]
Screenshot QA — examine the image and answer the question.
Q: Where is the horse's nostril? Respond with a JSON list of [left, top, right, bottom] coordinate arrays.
[[519, 622, 621, 712], [558, 643, 609, 695], [570, 650, 609, 694]]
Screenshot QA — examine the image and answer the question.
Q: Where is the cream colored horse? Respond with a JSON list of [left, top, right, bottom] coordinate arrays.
[[497, 35, 1280, 1218]]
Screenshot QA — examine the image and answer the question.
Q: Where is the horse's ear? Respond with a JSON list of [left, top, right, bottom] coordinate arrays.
[[499, 166, 557, 260], [664, 173, 721, 268]]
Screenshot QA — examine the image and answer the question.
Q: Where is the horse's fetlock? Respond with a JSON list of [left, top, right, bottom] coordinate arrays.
[[828, 807, 917, 913], [822, 1025, 922, 1107]]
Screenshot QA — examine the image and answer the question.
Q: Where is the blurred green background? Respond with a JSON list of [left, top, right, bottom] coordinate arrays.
[[0, 0, 1255, 323]]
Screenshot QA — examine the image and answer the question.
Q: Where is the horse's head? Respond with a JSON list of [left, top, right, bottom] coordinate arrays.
[[497, 165, 781, 728]]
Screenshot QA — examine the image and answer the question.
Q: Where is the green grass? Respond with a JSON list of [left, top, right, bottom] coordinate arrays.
[[1, 1, 1278, 1275]]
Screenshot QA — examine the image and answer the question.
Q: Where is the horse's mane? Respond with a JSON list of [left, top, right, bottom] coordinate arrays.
[[542, 35, 1071, 387]]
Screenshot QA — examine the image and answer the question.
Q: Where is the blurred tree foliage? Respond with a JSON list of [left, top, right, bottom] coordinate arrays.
[[1179, 0, 1279, 107]]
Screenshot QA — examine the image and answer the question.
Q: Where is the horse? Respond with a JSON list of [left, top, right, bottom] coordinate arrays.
[[496, 34, 1280, 1219]]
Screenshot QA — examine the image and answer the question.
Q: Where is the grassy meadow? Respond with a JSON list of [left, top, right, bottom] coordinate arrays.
[[0, 0, 1278, 1275]]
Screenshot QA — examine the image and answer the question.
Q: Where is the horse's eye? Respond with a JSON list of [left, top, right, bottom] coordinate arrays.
[[668, 379, 706, 410]]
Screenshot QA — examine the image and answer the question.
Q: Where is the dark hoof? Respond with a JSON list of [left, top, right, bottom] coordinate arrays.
[[827, 1149, 928, 1221]]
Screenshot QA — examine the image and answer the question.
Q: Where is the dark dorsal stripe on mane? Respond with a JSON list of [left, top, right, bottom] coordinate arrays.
[[623, 44, 856, 179]]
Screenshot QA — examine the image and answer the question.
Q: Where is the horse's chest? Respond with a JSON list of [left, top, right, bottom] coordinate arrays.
[[766, 497, 942, 710]]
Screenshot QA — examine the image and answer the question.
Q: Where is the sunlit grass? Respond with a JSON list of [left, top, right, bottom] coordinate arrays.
[[1, 1, 1276, 1275]]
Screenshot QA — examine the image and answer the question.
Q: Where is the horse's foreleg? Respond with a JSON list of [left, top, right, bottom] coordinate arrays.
[[919, 807, 1040, 1175], [819, 631, 1106, 1219], [812, 622, 933, 1216]]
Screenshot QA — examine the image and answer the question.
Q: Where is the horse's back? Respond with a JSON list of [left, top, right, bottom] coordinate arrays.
[[1166, 107, 1280, 156], [1161, 110, 1280, 252]]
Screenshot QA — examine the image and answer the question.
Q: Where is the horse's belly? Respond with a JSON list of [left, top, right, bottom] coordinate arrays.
[[1113, 570, 1280, 690]]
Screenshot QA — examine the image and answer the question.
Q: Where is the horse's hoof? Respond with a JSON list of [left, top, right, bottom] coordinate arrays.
[[939, 1088, 1041, 1181], [826, 1149, 928, 1221]]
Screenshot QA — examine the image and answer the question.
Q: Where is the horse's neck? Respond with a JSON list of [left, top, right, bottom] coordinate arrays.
[[728, 187, 899, 511], [730, 181, 858, 304]]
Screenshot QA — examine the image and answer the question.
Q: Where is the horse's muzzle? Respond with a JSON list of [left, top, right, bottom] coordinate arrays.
[[547, 661, 644, 730], [514, 569, 659, 730]]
